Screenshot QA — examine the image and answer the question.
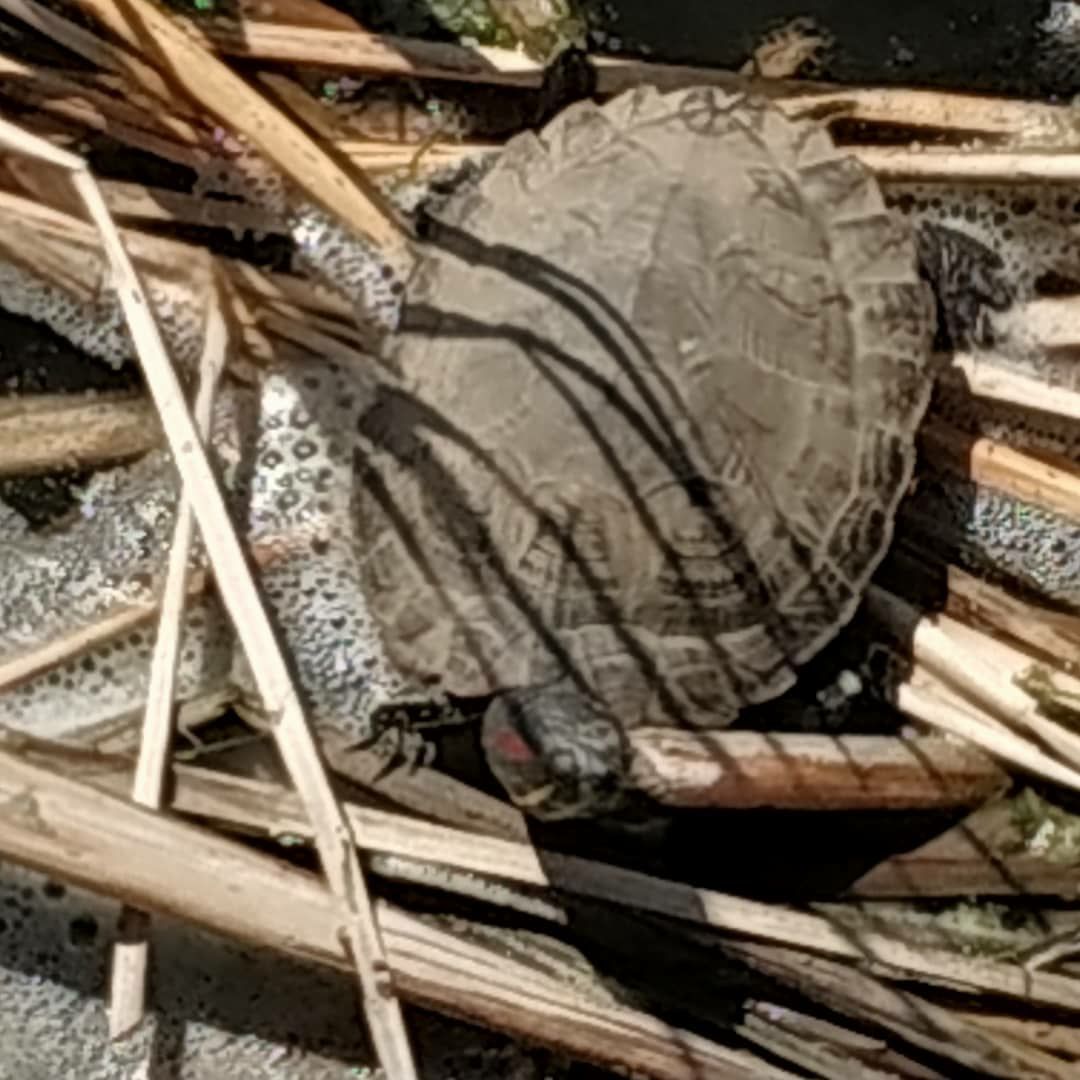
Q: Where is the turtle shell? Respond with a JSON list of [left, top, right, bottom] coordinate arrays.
[[354, 85, 935, 731]]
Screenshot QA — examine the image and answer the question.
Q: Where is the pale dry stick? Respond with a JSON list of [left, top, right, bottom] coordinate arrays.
[[896, 679, 1080, 794], [889, 544, 1080, 675], [72, 0, 411, 263], [192, 18, 560, 86], [951, 352, 1080, 423], [737, 1011, 919, 1080], [0, 51, 202, 148], [921, 421, 1080, 523], [773, 84, 1080, 143], [869, 586, 1080, 779], [41, 0, 1071, 144], [943, 614, 1080, 715], [167, 757, 1002, 946], [107, 291, 226, 1039], [1022, 296, 1080, 349], [0, 746, 793, 1080], [848, 795, 1080, 899], [0, 395, 160, 475], [0, 534, 303, 705], [0, 0, 188, 125], [930, 558, 1080, 675], [626, 729, 1004, 809], [0, 604, 161, 701], [740, 1000, 939, 1080], [957, 1009, 1080, 1060], [853, 146, 1080, 182], [340, 139, 479, 173], [98, 179, 281, 233], [731, 939, 1080, 1080], [0, 116, 417, 1078]]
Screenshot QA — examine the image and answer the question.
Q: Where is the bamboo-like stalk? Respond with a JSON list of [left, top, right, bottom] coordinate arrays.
[[921, 421, 1080, 523], [854, 146, 1080, 182], [0, 395, 160, 474], [937, 560, 1080, 675], [870, 587, 1080, 791], [107, 285, 226, 1039], [628, 728, 1005, 809], [951, 352, 1080, 423], [71, 0, 412, 262], [849, 797, 1080, 898]]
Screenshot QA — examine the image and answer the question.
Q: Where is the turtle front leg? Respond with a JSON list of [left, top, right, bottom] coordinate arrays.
[[481, 680, 629, 819]]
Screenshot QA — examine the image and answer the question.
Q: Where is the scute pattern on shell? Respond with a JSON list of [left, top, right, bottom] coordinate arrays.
[[353, 85, 936, 730]]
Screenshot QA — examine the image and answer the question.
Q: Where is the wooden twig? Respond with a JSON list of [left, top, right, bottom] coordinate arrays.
[[853, 146, 1080, 182], [869, 587, 1080, 786], [730, 940, 1079, 1079], [0, 394, 160, 475], [107, 285, 226, 1038], [12, 0, 1070, 146], [0, 0, 187, 112], [0, 744, 796, 1080], [740, 999, 947, 1080], [72, 0, 411, 261], [0, 115, 416, 1077], [849, 797, 1080, 898], [941, 615, 1080, 725], [921, 421, 1080, 523], [956, 1009, 1080, 1061], [951, 353, 1080, 424], [0, 51, 202, 147], [0, 601, 161, 697], [626, 729, 1005, 809], [938, 560, 1080, 676], [195, 18, 571, 86], [897, 678, 1080, 793], [0, 518, 315, 702], [98, 180, 281, 233]]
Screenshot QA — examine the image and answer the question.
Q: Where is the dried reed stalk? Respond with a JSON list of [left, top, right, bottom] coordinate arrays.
[[922, 421, 1080, 523], [71, 0, 411, 261], [939, 561, 1080, 675], [627, 729, 1005, 809], [0, 394, 160, 474], [107, 284, 226, 1038], [848, 796, 1080, 898], [870, 587, 1080, 784], [951, 352, 1080, 423]]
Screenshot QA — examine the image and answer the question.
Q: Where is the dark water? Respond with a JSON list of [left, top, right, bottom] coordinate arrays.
[[606, 0, 1066, 97]]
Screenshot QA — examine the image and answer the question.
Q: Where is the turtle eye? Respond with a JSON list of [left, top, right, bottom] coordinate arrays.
[[548, 749, 580, 780]]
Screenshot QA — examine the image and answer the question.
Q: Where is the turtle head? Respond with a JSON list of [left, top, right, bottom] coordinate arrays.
[[481, 681, 629, 820]]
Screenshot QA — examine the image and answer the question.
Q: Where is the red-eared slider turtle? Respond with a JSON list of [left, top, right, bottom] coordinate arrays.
[[351, 84, 936, 818]]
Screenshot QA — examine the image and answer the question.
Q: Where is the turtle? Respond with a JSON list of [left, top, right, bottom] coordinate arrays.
[[0, 84, 935, 821], [344, 84, 937, 819]]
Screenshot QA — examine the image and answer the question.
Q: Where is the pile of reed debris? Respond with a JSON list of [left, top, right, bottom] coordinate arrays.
[[0, 2, 1079, 1077]]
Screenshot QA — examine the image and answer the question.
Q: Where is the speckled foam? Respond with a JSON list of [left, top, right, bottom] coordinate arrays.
[[0, 355, 408, 747]]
